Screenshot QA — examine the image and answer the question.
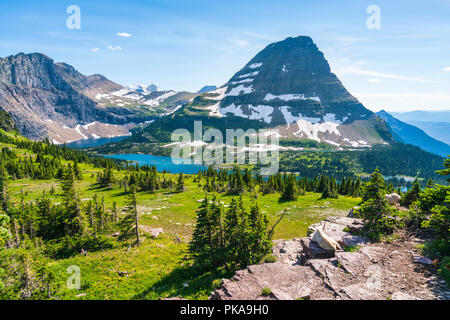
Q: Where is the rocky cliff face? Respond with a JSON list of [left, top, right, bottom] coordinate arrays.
[[0, 53, 135, 141]]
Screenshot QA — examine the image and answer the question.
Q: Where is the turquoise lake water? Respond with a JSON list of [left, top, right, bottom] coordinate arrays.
[[66, 136, 129, 149], [104, 154, 205, 174]]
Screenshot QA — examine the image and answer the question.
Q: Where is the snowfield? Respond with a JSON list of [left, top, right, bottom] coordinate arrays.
[[227, 84, 254, 96], [294, 119, 341, 142], [248, 62, 263, 69], [264, 93, 321, 102]]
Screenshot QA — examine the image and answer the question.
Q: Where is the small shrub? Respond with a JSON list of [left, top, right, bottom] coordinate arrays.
[[212, 279, 222, 289], [344, 245, 361, 252], [263, 255, 277, 263], [261, 287, 271, 296]]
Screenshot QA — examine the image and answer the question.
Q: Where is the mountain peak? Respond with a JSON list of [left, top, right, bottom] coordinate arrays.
[[212, 35, 372, 127]]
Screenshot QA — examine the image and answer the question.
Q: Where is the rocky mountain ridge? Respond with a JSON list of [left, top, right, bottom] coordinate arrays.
[[0, 53, 196, 143], [377, 110, 450, 157]]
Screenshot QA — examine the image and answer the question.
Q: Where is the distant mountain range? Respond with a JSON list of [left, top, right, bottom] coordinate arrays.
[[197, 85, 217, 93], [376, 110, 450, 157], [1, 38, 449, 164], [389, 111, 450, 147], [391, 110, 450, 123]]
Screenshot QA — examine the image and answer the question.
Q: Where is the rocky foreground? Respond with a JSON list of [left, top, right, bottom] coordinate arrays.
[[210, 214, 449, 300]]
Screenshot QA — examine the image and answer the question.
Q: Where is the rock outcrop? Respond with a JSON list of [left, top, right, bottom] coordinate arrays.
[[210, 214, 447, 300]]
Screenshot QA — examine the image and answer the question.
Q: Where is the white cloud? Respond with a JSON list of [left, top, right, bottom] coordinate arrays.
[[353, 92, 450, 112], [107, 45, 122, 51], [443, 66, 450, 71], [229, 38, 248, 47], [368, 78, 381, 83], [355, 93, 450, 100], [336, 66, 428, 82], [117, 32, 132, 38], [90, 48, 99, 52]]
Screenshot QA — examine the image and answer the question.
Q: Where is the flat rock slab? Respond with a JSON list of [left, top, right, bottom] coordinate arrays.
[[211, 262, 329, 300], [210, 216, 445, 300], [340, 282, 386, 300], [272, 239, 304, 265], [335, 246, 385, 276]]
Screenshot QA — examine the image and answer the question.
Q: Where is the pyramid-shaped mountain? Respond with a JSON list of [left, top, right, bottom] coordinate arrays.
[[177, 36, 389, 148], [217, 36, 372, 126]]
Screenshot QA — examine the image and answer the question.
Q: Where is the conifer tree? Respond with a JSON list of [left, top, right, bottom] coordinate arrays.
[[118, 185, 140, 246], [176, 172, 185, 192], [0, 163, 9, 213], [248, 202, 271, 265], [112, 201, 118, 223], [402, 178, 421, 206], [188, 195, 211, 264], [356, 169, 398, 240], [0, 211, 10, 243], [280, 174, 297, 201]]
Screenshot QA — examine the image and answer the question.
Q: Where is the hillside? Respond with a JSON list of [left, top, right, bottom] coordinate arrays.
[[377, 110, 450, 157], [408, 121, 450, 146], [0, 129, 364, 299]]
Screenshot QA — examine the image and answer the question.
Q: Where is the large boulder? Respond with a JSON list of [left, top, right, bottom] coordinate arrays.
[[385, 193, 401, 206]]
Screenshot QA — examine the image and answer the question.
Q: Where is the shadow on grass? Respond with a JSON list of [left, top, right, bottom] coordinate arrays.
[[132, 264, 234, 300], [277, 197, 296, 204]]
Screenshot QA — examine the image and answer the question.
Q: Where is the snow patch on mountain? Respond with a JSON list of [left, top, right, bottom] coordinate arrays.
[[239, 71, 259, 78], [294, 120, 341, 142], [264, 93, 321, 102], [205, 87, 227, 101], [231, 78, 254, 85], [205, 102, 223, 117], [143, 91, 177, 107], [248, 105, 274, 123], [280, 106, 321, 124], [227, 84, 254, 96], [248, 62, 263, 69]]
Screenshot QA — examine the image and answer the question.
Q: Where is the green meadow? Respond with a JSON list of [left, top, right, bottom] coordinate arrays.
[[6, 160, 360, 300]]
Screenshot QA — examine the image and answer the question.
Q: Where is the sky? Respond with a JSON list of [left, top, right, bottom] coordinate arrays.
[[1, 0, 450, 112]]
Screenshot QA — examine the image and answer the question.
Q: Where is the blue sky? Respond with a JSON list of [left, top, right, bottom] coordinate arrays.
[[1, 0, 450, 112]]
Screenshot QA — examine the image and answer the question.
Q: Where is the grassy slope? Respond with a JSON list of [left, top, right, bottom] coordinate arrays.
[[1, 138, 360, 300]]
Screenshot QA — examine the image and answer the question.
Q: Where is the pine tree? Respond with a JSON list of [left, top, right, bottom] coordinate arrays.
[[176, 172, 185, 192], [248, 202, 271, 265], [188, 195, 212, 265], [118, 185, 140, 246], [402, 178, 421, 206], [59, 165, 83, 237], [280, 174, 297, 201], [0, 163, 9, 213], [0, 211, 10, 243], [357, 169, 399, 240], [112, 201, 118, 223], [351, 178, 362, 197]]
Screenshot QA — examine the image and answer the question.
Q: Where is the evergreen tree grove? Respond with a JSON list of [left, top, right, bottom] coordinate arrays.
[[188, 195, 274, 270]]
